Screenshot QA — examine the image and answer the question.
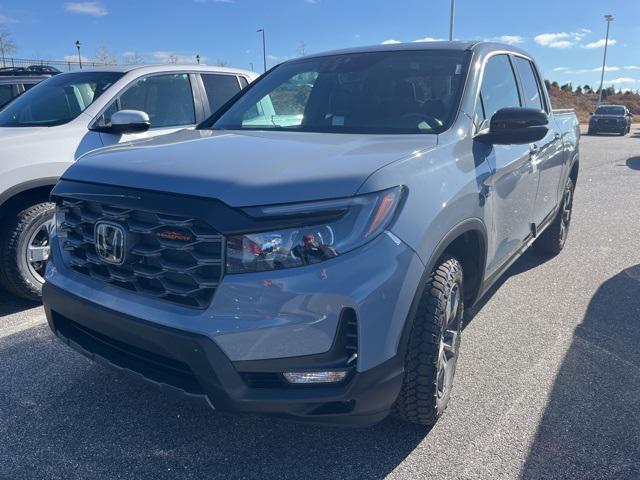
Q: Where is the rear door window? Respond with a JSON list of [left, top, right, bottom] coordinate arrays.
[[513, 57, 544, 110], [201, 74, 241, 113]]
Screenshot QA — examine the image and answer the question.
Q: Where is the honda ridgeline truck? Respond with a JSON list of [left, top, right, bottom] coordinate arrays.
[[44, 42, 579, 427], [0, 65, 255, 300]]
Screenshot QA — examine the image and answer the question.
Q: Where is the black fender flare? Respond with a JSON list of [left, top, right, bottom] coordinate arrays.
[[0, 177, 59, 212], [396, 218, 488, 358]]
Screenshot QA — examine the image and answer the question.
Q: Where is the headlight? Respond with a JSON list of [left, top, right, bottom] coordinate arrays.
[[226, 186, 404, 274]]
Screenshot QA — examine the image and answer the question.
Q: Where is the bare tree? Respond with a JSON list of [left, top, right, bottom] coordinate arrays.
[[297, 40, 307, 57], [0, 28, 17, 67], [215, 59, 229, 67], [123, 51, 144, 65], [94, 43, 117, 65]]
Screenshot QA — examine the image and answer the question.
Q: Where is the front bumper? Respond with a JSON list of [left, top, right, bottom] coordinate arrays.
[[44, 282, 405, 426], [590, 120, 626, 132]]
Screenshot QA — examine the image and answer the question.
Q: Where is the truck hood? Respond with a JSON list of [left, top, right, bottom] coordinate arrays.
[[0, 126, 49, 143], [64, 129, 437, 207]]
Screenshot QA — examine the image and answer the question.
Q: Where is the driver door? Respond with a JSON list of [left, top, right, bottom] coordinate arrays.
[[474, 54, 539, 276]]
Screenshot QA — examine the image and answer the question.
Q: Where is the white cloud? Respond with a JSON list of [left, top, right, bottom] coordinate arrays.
[[65, 2, 108, 16], [413, 37, 444, 43], [0, 14, 15, 24], [535, 30, 588, 48], [624, 66, 640, 70], [304, 0, 318, 3], [604, 77, 637, 85], [582, 38, 617, 49], [486, 35, 525, 45], [535, 33, 573, 48], [554, 65, 621, 75], [152, 51, 204, 64], [381, 39, 401, 45]]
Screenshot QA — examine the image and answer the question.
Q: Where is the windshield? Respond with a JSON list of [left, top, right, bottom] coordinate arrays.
[[595, 106, 625, 115], [0, 72, 123, 127], [210, 50, 469, 134]]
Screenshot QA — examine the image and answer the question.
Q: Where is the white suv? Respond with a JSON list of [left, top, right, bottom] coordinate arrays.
[[0, 64, 257, 300]]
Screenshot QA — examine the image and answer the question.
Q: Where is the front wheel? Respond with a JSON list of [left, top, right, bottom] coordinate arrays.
[[392, 255, 464, 426], [534, 178, 574, 255], [0, 202, 55, 300]]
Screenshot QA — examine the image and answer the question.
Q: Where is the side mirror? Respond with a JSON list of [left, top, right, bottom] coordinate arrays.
[[107, 110, 150, 134], [476, 108, 549, 145]]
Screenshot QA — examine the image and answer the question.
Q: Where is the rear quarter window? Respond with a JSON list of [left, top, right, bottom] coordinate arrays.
[[201, 74, 242, 113]]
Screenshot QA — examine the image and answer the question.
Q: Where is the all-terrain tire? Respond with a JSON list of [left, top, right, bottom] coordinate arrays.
[[534, 178, 574, 255], [392, 255, 464, 426], [0, 202, 55, 300]]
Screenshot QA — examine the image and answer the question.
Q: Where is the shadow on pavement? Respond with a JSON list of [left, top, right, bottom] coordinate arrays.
[[626, 156, 640, 170], [520, 265, 640, 480], [0, 288, 39, 316], [0, 324, 429, 479], [464, 248, 550, 328]]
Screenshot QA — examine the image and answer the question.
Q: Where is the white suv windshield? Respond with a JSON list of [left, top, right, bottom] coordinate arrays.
[[211, 50, 469, 134], [0, 71, 123, 127]]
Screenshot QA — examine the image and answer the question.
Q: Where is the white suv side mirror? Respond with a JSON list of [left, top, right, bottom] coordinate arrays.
[[109, 110, 151, 134]]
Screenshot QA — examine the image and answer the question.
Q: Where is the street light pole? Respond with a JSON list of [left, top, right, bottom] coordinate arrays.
[[257, 28, 266, 72], [597, 15, 614, 106], [75, 40, 82, 69], [449, 0, 455, 41]]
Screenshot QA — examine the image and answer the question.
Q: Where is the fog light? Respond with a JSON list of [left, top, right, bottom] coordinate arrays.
[[283, 370, 348, 384]]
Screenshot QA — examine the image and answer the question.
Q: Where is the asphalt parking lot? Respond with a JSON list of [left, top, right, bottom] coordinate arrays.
[[1, 126, 639, 480]]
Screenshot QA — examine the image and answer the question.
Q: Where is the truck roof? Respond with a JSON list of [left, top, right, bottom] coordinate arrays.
[[292, 41, 532, 61]]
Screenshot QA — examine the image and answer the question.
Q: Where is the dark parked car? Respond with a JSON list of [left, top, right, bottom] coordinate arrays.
[[0, 66, 60, 108], [588, 104, 632, 136]]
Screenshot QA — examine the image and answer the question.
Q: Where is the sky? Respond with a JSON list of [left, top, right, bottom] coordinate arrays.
[[1, 0, 639, 90]]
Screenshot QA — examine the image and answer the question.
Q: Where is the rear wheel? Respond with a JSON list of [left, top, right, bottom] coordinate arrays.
[[392, 255, 464, 426], [534, 178, 574, 255], [0, 202, 55, 300]]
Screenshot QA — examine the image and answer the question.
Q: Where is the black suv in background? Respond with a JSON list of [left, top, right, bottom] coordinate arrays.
[[0, 66, 60, 108], [588, 104, 633, 136]]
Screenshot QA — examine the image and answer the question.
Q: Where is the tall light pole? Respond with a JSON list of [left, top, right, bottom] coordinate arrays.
[[449, 0, 455, 41], [597, 14, 614, 106], [75, 40, 82, 69], [249, 62, 254, 71], [257, 28, 266, 72], [196, 54, 201, 65]]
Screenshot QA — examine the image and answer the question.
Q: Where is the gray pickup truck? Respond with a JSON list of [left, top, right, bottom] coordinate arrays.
[[44, 42, 579, 427]]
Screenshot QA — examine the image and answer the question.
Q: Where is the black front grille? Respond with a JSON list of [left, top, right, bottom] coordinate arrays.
[[57, 198, 224, 308]]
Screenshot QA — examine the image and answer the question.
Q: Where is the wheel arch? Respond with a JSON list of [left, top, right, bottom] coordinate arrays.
[[396, 218, 488, 358], [0, 177, 58, 219]]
